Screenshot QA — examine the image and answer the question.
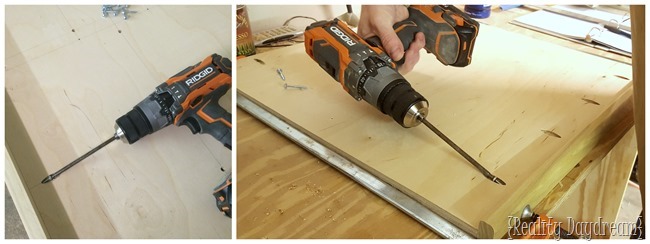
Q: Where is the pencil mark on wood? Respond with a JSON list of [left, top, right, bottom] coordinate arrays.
[[383, 156, 398, 162], [115, 163, 127, 179], [98, 201, 118, 232], [614, 75, 630, 80], [320, 120, 347, 131], [64, 90, 90, 122], [64, 89, 70, 101], [515, 137, 524, 143], [480, 119, 515, 158], [480, 128, 507, 158], [64, 89, 101, 138], [581, 98, 600, 105], [541, 130, 561, 138], [105, 176, 113, 191]]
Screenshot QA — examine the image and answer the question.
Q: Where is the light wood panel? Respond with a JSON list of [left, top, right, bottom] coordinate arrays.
[[547, 128, 637, 239], [236, 108, 438, 238], [5, 5, 232, 238], [630, 5, 645, 227], [237, 24, 633, 237], [6, 136, 48, 238]]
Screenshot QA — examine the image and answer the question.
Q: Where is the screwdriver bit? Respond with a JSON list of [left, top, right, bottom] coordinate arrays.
[[418, 116, 506, 186], [41, 135, 118, 184]]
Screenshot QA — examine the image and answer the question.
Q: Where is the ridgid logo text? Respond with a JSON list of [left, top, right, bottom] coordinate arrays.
[[186, 66, 214, 87], [329, 26, 356, 46]]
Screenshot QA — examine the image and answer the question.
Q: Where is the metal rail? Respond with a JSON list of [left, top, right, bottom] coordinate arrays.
[[237, 92, 474, 239]]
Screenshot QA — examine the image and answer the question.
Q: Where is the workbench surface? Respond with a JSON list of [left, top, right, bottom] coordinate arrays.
[[236, 6, 637, 239], [5, 5, 232, 238]]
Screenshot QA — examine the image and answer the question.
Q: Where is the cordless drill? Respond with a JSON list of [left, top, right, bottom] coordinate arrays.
[[41, 53, 232, 184], [304, 6, 506, 185], [304, 5, 478, 128], [115, 53, 232, 148]]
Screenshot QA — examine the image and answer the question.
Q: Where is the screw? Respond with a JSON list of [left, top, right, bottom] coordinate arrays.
[[277, 68, 286, 81], [283, 83, 307, 90], [101, 5, 136, 20], [120, 5, 137, 20], [102, 5, 116, 17]]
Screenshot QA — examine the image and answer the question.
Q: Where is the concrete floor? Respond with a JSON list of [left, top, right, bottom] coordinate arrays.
[[5, 185, 28, 239]]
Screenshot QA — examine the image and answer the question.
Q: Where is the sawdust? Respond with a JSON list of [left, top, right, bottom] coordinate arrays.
[[305, 180, 324, 197], [288, 184, 297, 190]]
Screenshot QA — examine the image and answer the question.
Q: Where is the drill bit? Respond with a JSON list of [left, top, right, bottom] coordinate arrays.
[[41, 134, 118, 184], [418, 116, 506, 186]]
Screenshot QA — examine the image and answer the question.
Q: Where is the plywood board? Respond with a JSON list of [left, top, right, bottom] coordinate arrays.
[[236, 108, 438, 238], [237, 24, 633, 237], [5, 5, 232, 238], [548, 128, 637, 239]]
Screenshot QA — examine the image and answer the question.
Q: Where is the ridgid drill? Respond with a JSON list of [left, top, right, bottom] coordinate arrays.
[[41, 53, 232, 184], [304, 5, 505, 185]]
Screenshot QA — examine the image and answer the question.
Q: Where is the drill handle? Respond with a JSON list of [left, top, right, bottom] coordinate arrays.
[[406, 5, 479, 67], [364, 19, 419, 66], [367, 5, 479, 67], [180, 84, 232, 150]]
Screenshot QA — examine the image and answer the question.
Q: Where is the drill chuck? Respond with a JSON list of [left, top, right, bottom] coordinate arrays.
[[114, 88, 175, 144], [115, 106, 155, 144], [349, 57, 428, 128], [376, 79, 428, 128]]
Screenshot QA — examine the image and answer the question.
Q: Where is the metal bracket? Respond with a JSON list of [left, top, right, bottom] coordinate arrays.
[[237, 92, 474, 239]]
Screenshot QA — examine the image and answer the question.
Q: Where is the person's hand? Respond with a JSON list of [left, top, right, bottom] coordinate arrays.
[[357, 5, 426, 74]]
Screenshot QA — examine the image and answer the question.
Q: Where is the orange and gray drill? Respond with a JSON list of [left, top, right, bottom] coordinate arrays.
[[304, 5, 505, 185]]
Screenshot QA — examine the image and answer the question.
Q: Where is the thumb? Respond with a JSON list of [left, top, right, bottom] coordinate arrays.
[[374, 24, 404, 61]]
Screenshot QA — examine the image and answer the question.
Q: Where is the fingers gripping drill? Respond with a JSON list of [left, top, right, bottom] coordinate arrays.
[[42, 54, 233, 184], [365, 5, 479, 66], [304, 5, 505, 185]]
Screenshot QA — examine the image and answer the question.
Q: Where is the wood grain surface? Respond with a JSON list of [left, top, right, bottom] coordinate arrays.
[[236, 108, 438, 238], [5, 5, 232, 238], [549, 128, 637, 239], [237, 24, 633, 238]]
